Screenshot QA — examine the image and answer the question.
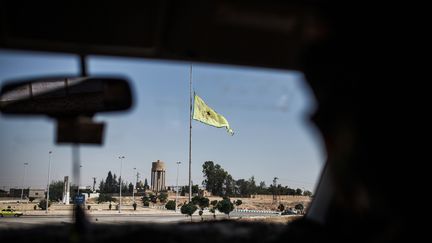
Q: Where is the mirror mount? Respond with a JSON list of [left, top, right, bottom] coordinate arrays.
[[56, 116, 105, 144]]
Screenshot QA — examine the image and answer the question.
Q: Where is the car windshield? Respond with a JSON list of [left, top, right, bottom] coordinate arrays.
[[0, 49, 325, 228]]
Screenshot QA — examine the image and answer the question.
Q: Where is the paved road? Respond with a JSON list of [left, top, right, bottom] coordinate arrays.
[[0, 214, 191, 229], [0, 211, 283, 229]]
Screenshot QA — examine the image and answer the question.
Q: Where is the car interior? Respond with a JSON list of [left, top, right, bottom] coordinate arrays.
[[0, 1, 411, 242]]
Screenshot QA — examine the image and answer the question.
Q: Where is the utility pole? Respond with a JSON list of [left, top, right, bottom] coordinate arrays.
[[21, 163, 29, 201], [118, 156, 125, 213], [92, 177, 96, 192], [272, 177, 278, 204], [46, 151, 52, 213], [176, 161, 181, 212], [77, 165, 82, 195], [132, 167, 137, 202]]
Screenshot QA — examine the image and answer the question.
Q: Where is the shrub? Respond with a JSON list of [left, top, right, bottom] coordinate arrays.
[[158, 192, 168, 203], [216, 198, 234, 218], [278, 203, 285, 212], [38, 199, 51, 210], [165, 200, 176, 210], [181, 202, 198, 221]]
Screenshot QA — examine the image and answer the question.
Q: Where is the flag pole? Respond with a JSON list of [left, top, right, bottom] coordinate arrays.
[[188, 64, 193, 202]]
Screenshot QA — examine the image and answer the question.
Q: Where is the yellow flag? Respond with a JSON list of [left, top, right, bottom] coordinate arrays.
[[193, 94, 234, 135]]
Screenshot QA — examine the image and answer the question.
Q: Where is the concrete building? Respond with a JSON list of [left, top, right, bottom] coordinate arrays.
[[29, 188, 45, 199], [150, 160, 166, 192]]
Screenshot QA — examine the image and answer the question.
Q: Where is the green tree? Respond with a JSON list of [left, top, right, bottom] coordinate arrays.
[[295, 203, 304, 214], [149, 193, 157, 204], [303, 190, 313, 197], [142, 193, 150, 206], [192, 196, 210, 221], [158, 192, 168, 203], [165, 200, 176, 210], [180, 185, 199, 196], [48, 180, 64, 202], [128, 182, 134, 193], [295, 188, 303, 196], [216, 197, 234, 218], [235, 199, 242, 207], [202, 161, 231, 196], [224, 174, 236, 196], [278, 203, 285, 212], [38, 199, 51, 210], [144, 178, 149, 190], [181, 202, 198, 221], [97, 193, 116, 203]]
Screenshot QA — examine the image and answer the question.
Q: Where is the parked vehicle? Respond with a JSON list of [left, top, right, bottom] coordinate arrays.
[[0, 208, 23, 217]]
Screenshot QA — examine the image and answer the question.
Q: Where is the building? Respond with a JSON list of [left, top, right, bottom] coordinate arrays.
[[29, 188, 45, 199], [150, 160, 166, 192]]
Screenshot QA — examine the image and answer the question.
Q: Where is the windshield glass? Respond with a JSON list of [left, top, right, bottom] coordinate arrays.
[[0, 49, 325, 227]]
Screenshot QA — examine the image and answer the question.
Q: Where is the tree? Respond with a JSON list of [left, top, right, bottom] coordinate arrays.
[[278, 203, 285, 212], [295, 188, 303, 196], [142, 193, 150, 207], [303, 190, 313, 197], [216, 197, 234, 218], [49, 180, 64, 202], [165, 200, 176, 210], [181, 202, 198, 221], [99, 180, 105, 193], [295, 203, 304, 214], [97, 194, 116, 203], [158, 192, 168, 203], [223, 174, 236, 196], [136, 180, 144, 191], [128, 182, 134, 193], [235, 199, 242, 207], [38, 199, 51, 210], [202, 161, 230, 196], [144, 178, 149, 190], [192, 196, 209, 221], [100, 171, 120, 193], [149, 193, 157, 204], [180, 185, 199, 196]]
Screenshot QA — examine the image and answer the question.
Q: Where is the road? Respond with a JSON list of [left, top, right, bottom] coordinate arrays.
[[0, 214, 190, 229], [0, 211, 284, 229]]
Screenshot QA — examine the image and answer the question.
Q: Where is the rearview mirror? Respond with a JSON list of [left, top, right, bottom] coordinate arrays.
[[0, 76, 132, 116]]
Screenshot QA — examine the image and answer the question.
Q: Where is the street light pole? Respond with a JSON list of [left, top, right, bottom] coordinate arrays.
[[21, 163, 28, 201], [118, 156, 125, 213], [175, 161, 181, 212], [46, 151, 52, 213], [133, 167, 136, 202], [77, 165, 82, 195]]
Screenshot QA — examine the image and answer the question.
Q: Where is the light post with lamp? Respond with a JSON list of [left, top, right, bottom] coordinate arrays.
[[175, 161, 181, 212], [20, 162, 29, 201], [46, 151, 52, 213], [118, 156, 125, 213], [77, 164, 83, 196]]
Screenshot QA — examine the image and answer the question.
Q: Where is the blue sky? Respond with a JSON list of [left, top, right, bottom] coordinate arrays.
[[0, 49, 326, 192]]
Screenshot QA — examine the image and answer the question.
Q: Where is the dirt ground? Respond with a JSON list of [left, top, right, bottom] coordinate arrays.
[[87, 194, 312, 211]]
